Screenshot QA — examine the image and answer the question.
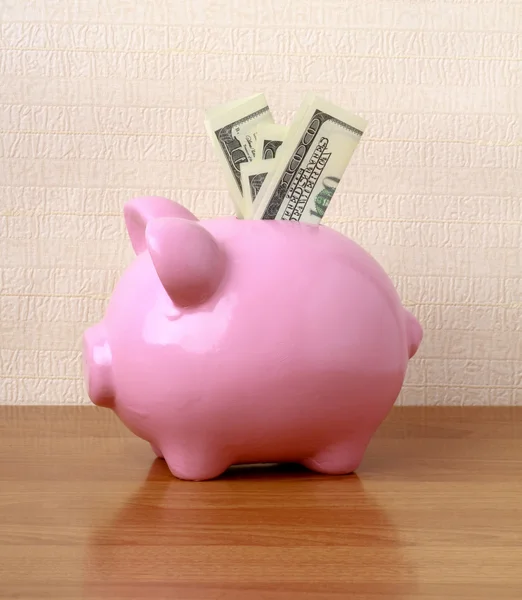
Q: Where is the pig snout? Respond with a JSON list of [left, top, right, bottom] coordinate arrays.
[[405, 310, 423, 359], [83, 322, 114, 407]]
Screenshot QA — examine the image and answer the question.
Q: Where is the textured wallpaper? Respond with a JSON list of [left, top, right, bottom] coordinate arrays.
[[0, 1, 521, 405]]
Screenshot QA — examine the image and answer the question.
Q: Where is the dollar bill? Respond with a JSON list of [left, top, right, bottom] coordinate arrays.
[[251, 95, 367, 223], [254, 124, 289, 161], [240, 159, 277, 217], [204, 93, 274, 217], [240, 123, 288, 216]]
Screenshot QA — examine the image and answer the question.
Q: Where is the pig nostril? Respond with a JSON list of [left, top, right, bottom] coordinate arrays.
[[83, 324, 114, 407]]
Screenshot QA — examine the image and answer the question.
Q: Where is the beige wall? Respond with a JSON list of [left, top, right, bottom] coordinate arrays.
[[1, 1, 520, 404]]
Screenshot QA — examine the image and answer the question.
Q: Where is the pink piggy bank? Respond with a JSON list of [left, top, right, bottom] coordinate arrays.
[[83, 196, 422, 480]]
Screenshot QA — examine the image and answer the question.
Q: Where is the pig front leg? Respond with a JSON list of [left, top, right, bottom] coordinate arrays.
[[160, 444, 231, 481]]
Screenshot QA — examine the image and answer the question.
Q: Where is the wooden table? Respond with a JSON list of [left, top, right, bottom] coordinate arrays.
[[0, 407, 521, 599]]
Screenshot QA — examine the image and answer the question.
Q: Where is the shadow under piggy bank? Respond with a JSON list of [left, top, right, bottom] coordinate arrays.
[[84, 460, 417, 599]]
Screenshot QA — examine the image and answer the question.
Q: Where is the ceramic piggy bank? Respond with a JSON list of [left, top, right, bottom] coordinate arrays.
[[83, 196, 422, 480]]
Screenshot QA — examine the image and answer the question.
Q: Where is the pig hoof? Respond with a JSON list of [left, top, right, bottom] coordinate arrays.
[[301, 440, 368, 475], [150, 443, 164, 459], [163, 449, 230, 481]]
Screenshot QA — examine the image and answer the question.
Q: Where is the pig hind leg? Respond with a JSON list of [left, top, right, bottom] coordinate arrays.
[[301, 436, 370, 475]]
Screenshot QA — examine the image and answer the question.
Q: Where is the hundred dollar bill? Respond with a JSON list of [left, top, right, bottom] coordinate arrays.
[[252, 95, 367, 223], [240, 158, 277, 217], [204, 93, 274, 217], [254, 124, 289, 161], [240, 124, 287, 216]]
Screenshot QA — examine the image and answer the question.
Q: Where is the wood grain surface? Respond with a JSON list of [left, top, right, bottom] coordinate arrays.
[[0, 406, 521, 599]]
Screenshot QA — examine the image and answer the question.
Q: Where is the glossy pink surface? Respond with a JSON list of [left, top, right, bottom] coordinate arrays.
[[83, 196, 422, 480]]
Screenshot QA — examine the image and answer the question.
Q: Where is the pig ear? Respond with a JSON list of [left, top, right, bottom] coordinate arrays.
[[124, 196, 198, 254], [145, 218, 226, 307]]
